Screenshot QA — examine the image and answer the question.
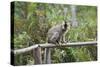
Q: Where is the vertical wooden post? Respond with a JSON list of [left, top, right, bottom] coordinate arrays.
[[33, 47, 42, 64], [44, 48, 51, 64]]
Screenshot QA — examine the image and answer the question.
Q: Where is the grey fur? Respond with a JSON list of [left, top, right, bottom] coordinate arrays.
[[47, 21, 68, 44]]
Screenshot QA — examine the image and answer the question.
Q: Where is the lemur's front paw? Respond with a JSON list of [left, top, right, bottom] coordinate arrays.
[[61, 40, 67, 43]]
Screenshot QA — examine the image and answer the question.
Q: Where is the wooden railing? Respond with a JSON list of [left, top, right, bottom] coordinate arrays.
[[11, 41, 97, 64]]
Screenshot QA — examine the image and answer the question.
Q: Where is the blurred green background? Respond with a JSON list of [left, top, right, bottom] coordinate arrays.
[[12, 1, 97, 65]]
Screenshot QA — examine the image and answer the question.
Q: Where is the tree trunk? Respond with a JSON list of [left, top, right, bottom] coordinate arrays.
[[70, 5, 78, 27]]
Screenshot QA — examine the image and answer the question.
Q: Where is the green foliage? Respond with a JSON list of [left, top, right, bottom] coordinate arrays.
[[51, 47, 76, 63], [12, 2, 97, 65], [14, 32, 30, 49]]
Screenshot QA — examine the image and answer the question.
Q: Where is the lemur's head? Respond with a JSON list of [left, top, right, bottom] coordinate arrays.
[[62, 21, 68, 31], [64, 21, 68, 29]]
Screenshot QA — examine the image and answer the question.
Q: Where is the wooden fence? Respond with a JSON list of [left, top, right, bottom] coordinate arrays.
[[11, 41, 97, 64]]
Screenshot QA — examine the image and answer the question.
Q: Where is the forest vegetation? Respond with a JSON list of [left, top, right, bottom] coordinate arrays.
[[12, 1, 97, 65]]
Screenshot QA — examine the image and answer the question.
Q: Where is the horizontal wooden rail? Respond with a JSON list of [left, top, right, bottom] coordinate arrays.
[[11, 45, 38, 54], [11, 41, 97, 54]]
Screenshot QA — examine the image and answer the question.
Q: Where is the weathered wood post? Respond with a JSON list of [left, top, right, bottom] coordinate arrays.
[[11, 41, 97, 65], [44, 48, 51, 64], [33, 47, 42, 64]]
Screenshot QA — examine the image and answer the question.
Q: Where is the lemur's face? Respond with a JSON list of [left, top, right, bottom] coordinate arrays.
[[62, 21, 71, 32], [64, 22, 68, 29], [62, 21, 67, 31]]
